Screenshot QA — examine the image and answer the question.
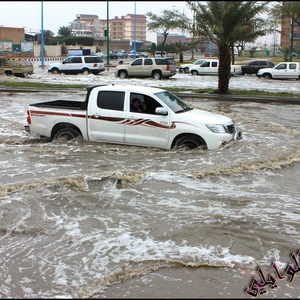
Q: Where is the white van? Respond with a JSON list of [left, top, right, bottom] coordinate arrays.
[[155, 51, 167, 57]]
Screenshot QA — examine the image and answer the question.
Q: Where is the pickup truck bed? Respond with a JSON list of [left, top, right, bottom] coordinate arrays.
[[31, 100, 86, 110], [30, 85, 106, 110]]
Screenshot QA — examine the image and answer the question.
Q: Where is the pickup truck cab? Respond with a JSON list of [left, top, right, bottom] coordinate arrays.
[[24, 85, 242, 150], [179, 59, 206, 73], [190, 59, 242, 76], [257, 62, 300, 80]]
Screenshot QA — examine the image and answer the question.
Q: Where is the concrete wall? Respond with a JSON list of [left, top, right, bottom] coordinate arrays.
[[34, 44, 98, 57]]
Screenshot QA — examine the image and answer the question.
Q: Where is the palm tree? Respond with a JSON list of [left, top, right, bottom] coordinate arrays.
[[146, 9, 191, 56], [171, 41, 200, 62], [187, 1, 268, 94], [38, 30, 54, 45], [58, 26, 72, 38]]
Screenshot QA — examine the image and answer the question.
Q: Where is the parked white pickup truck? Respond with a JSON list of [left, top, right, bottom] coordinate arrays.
[[24, 85, 242, 150], [256, 62, 300, 80], [190, 59, 242, 76]]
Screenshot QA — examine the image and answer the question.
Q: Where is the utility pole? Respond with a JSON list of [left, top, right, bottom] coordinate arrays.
[[134, 1, 136, 59], [106, 1, 110, 70], [289, 2, 294, 62], [192, 1, 195, 59], [39, 1, 45, 68]]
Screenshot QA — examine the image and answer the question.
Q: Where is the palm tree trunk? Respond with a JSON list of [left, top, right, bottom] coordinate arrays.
[[218, 45, 231, 94]]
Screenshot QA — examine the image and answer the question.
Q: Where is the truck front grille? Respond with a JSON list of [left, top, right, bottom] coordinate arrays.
[[226, 122, 236, 134]]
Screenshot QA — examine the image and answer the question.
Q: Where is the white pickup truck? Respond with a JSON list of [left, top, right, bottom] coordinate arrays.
[[24, 85, 242, 150], [190, 59, 242, 76], [256, 62, 300, 80]]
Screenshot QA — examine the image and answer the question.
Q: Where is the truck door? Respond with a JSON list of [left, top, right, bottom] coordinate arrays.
[[61, 56, 83, 73], [129, 58, 144, 76], [125, 93, 171, 148], [87, 90, 126, 143], [200, 60, 218, 75]]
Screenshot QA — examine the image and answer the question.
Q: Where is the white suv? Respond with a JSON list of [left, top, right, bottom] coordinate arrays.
[[115, 57, 177, 80], [48, 56, 105, 75]]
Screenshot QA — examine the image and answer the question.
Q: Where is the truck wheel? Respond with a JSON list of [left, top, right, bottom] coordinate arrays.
[[82, 68, 90, 75], [152, 71, 162, 80], [118, 70, 128, 78], [191, 70, 198, 76], [184, 67, 189, 73], [173, 135, 206, 150], [51, 68, 60, 74], [262, 73, 272, 79], [5, 71, 14, 76], [53, 128, 81, 141]]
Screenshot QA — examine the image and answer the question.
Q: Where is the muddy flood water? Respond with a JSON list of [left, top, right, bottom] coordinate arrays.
[[0, 90, 299, 299]]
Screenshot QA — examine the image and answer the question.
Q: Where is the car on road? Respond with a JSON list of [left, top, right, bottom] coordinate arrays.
[[155, 51, 167, 57], [102, 52, 118, 59], [112, 49, 128, 58], [241, 60, 275, 75], [179, 59, 206, 73], [129, 51, 149, 58], [129, 51, 140, 58], [48, 55, 105, 75], [115, 57, 177, 80]]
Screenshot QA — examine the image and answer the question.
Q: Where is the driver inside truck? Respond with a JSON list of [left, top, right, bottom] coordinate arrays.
[[130, 98, 147, 113]]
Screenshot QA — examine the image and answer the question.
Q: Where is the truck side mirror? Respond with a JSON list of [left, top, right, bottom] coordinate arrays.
[[155, 107, 168, 115]]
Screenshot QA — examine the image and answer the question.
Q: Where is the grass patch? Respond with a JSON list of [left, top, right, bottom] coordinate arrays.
[[0, 81, 87, 89], [1, 80, 300, 99]]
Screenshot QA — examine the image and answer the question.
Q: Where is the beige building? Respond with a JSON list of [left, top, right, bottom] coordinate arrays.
[[71, 13, 147, 43]]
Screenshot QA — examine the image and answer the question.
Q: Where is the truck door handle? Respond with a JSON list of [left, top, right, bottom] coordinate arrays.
[[92, 114, 101, 118]]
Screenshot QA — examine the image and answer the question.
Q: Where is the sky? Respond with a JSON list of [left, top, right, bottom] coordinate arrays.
[[0, 1, 192, 42]]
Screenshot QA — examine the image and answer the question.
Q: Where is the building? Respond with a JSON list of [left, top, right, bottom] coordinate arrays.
[[70, 13, 147, 47], [280, 2, 300, 50], [0, 26, 24, 44]]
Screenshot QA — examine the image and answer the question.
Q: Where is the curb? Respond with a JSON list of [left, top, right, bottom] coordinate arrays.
[[7, 57, 66, 62]]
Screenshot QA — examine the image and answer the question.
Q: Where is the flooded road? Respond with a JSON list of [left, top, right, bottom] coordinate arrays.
[[0, 90, 299, 298]]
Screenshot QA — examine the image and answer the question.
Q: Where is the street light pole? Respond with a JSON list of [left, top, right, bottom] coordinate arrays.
[[134, 1, 136, 59], [40, 1, 45, 67], [106, 1, 110, 70], [181, 7, 184, 45], [289, 2, 294, 62], [192, 2, 195, 59], [173, 5, 185, 45]]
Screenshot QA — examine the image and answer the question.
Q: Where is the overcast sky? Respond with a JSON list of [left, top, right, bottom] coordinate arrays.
[[0, 1, 192, 42]]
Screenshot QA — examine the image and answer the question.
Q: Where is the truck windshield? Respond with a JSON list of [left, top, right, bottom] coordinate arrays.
[[155, 91, 193, 113]]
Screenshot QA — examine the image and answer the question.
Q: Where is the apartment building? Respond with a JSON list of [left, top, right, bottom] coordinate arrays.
[[70, 13, 147, 43], [280, 1, 300, 50]]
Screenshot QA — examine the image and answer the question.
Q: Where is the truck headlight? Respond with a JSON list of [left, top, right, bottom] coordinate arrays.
[[206, 124, 226, 134]]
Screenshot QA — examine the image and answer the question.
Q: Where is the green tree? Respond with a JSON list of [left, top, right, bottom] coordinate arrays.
[[38, 30, 54, 45], [249, 46, 258, 58], [150, 43, 157, 57], [271, 1, 300, 27], [146, 9, 190, 56], [58, 26, 73, 38], [172, 41, 201, 62], [187, 1, 268, 94]]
